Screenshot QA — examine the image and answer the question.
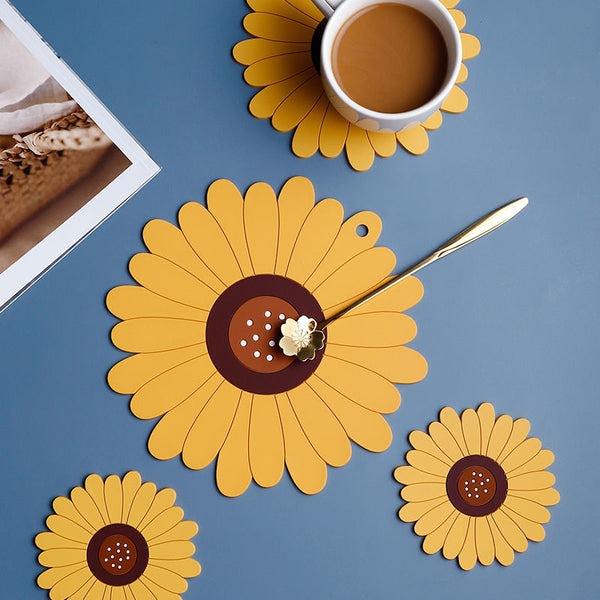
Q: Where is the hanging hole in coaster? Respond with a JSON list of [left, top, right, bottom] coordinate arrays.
[[356, 224, 369, 237], [310, 20, 327, 74]]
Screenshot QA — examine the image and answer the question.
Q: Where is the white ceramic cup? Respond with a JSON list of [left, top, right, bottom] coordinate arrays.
[[312, 0, 462, 133]]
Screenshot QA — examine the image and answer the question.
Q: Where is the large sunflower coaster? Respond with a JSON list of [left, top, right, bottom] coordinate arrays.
[[35, 471, 201, 599], [394, 404, 560, 570], [107, 176, 428, 497], [233, 0, 481, 171]]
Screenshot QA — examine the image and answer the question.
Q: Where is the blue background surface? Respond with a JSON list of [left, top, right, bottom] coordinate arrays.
[[2, 0, 598, 597]]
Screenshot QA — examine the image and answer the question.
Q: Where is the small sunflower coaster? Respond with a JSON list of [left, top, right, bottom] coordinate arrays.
[[394, 404, 560, 570], [35, 471, 201, 599], [233, 0, 481, 171], [107, 176, 428, 497]]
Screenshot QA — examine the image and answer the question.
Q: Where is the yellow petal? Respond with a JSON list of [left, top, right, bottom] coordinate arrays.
[[508, 448, 555, 477], [456, 62, 468, 84], [272, 74, 323, 132], [137, 488, 177, 533], [442, 512, 469, 559], [108, 344, 207, 395], [508, 487, 560, 507], [233, 38, 311, 65], [408, 430, 451, 465], [45, 515, 91, 545], [396, 126, 429, 155], [414, 501, 455, 536], [421, 110, 443, 130], [206, 179, 253, 277], [143, 563, 188, 594], [35, 532, 86, 551], [314, 247, 396, 315], [243, 12, 316, 42], [274, 176, 316, 274], [315, 356, 401, 413], [63, 574, 96, 600], [441, 86, 468, 113], [46, 565, 91, 599], [244, 182, 279, 274], [486, 414, 513, 460], [287, 0, 326, 21], [349, 275, 423, 316], [503, 508, 546, 542], [488, 514, 514, 566], [496, 418, 531, 463], [51, 496, 94, 534], [139, 576, 182, 600], [476, 403, 495, 456], [475, 516, 495, 566], [37, 564, 81, 589], [248, 0, 321, 27], [125, 481, 158, 529], [141, 506, 184, 542], [130, 352, 214, 420], [461, 408, 481, 455], [346, 125, 375, 171], [501, 437, 542, 473], [491, 509, 528, 553], [449, 8, 466, 31], [326, 345, 427, 384], [111, 318, 206, 353], [439, 406, 468, 455], [151, 558, 201, 578], [393, 465, 445, 486], [38, 547, 86, 568], [276, 392, 327, 494], [106, 286, 208, 322], [458, 517, 477, 570], [440, 0, 460, 9], [401, 482, 447, 503], [287, 384, 351, 467], [249, 394, 285, 487], [427, 421, 463, 463], [319, 104, 349, 158], [327, 312, 417, 348], [461, 33, 481, 60], [149, 520, 198, 545], [398, 497, 447, 523], [249, 70, 313, 119], [367, 130, 397, 158], [109, 586, 127, 600], [286, 198, 344, 284], [142, 219, 225, 293], [128, 579, 158, 600], [83, 474, 109, 525], [121, 471, 143, 523], [422, 511, 459, 555], [308, 376, 392, 452], [305, 211, 383, 292], [244, 53, 314, 87], [178, 202, 242, 287], [182, 381, 242, 470], [150, 373, 223, 462], [129, 253, 217, 310], [104, 474, 123, 524], [503, 496, 551, 524], [406, 450, 450, 478], [292, 93, 328, 158]]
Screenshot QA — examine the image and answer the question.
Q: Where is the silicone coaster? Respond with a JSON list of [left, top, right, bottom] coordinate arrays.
[[107, 176, 428, 497], [233, 0, 481, 171], [394, 404, 560, 570], [35, 471, 201, 599]]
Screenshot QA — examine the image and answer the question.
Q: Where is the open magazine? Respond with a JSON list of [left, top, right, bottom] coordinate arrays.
[[0, 0, 159, 312]]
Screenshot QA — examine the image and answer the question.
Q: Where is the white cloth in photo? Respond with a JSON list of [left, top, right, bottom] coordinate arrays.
[[0, 22, 77, 134]]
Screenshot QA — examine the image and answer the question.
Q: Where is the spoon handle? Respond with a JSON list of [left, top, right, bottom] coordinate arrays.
[[318, 197, 528, 330]]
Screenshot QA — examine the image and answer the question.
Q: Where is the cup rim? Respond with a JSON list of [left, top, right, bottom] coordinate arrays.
[[320, 0, 463, 123]]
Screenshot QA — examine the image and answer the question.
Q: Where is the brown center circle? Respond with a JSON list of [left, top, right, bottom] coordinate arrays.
[[228, 296, 297, 373], [206, 275, 325, 394], [445, 455, 508, 517], [87, 524, 149, 586]]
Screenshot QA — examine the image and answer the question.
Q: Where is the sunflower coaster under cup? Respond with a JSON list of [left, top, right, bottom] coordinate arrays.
[[394, 404, 560, 570], [107, 176, 428, 497], [35, 471, 201, 599], [233, 0, 481, 171]]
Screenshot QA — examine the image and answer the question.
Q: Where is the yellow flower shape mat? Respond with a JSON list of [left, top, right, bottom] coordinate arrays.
[[35, 471, 201, 600], [394, 404, 560, 570], [233, 0, 481, 171], [107, 176, 428, 497]]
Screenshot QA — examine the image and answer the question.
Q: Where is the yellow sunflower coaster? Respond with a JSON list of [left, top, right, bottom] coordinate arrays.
[[394, 404, 560, 570], [233, 0, 481, 171], [35, 471, 201, 599], [107, 176, 428, 497]]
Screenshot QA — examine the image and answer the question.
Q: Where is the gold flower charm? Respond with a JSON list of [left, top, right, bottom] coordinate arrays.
[[279, 316, 325, 361], [233, 0, 481, 171], [35, 471, 201, 599], [394, 404, 560, 570]]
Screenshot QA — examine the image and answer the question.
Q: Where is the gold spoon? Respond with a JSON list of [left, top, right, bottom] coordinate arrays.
[[280, 196, 529, 361]]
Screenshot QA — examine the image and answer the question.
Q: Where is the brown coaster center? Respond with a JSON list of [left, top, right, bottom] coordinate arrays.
[[446, 455, 507, 517], [87, 524, 149, 586]]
